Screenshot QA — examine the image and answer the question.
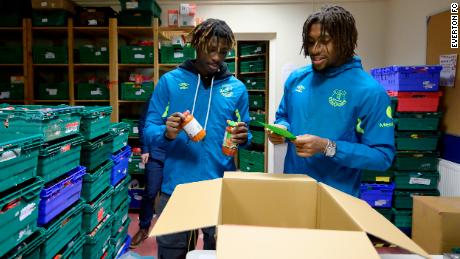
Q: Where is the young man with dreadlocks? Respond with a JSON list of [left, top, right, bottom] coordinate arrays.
[[144, 18, 251, 258], [268, 5, 395, 196]]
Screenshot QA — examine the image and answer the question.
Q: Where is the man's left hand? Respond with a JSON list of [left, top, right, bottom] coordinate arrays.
[[293, 134, 329, 157], [231, 122, 249, 145]]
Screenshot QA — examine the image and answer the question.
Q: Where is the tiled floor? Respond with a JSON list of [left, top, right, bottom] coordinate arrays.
[[127, 213, 204, 257]]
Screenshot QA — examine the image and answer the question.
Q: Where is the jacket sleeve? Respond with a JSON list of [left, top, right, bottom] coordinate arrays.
[[138, 93, 153, 154], [274, 74, 294, 131], [144, 76, 172, 149], [332, 88, 395, 171], [237, 88, 252, 148]]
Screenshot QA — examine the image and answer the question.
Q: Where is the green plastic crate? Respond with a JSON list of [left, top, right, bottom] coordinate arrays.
[[111, 217, 131, 253], [83, 215, 113, 259], [121, 119, 139, 137], [239, 149, 264, 172], [0, 13, 22, 27], [57, 233, 85, 259], [111, 174, 131, 211], [242, 77, 265, 90], [0, 178, 43, 258], [76, 83, 109, 100], [32, 10, 69, 26], [227, 61, 235, 73], [120, 81, 154, 100], [395, 131, 440, 151], [240, 44, 265, 56], [33, 46, 67, 64], [393, 189, 440, 209], [109, 122, 130, 153], [40, 200, 84, 259], [394, 171, 439, 190], [0, 46, 23, 64], [120, 46, 153, 64], [375, 208, 393, 221], [120, 0, 161, 16], [111, 197, 130, 236], [252, 130, 265, 145], [2, 228, 46, 259], [118, 10, 153, 26], [361, 169, 393, 183], [37, 134, 84, 183], [394, 151, 439, 171], [37, 82, 69, 100], [128, 155, 144, 174], [78, 46, 109, 64], [240, 59, 265, 73], [80, 106, 113, 140], [160, 45, 195, 64], [81, 133, 113, 171], [395, 112, 441, 131], [83, 188, 114, 233], [0, 105, 83, 142], [0, 134, 41, 192], [0, 83, 24, 100], [249, 94, 265, 109], [249, 112, 265, 127], [81, 160, 113, 203], [392, 208, 412, 228]]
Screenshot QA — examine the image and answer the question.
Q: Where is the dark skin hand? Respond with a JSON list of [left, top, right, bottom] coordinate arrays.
[[231, 122, 249, 144], [165, 112, 184, 140]]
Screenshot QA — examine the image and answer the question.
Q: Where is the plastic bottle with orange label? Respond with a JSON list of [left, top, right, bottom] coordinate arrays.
[[181, 111, 206, 142], [222, 120, 238, 156]]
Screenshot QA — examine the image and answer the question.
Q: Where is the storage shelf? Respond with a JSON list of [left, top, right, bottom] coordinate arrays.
[[248, 89, 266, 93], [239, 71, 266, 75], [0, 64, 23, 67], [239, 53, 266, 59], [118, 100, 147, 103], [74, 26, 109, 31], [0, 99, 24, 103], [119, 64, 154, 68], [74, 63, 109, 67], [75, 100, 110, 102], [159, 27, 194, 32], [33, 99, 70, 103], [33, 64, 69, 67], [0, 27, 23, 31], [118, 26, 153, 39]]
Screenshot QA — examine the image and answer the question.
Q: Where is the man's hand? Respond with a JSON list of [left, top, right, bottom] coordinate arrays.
[[165, 112, 184, 140], [267, 124, 287, 145], [293, 134, 328, 157], [231, 122, 248, 144], [141, 153, 150, 164]]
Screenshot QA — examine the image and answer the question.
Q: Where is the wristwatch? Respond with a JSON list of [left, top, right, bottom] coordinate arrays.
[[324, 139, 337, 157]]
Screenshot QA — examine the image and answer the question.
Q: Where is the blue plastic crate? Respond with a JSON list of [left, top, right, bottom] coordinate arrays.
[[359, 182, 395, 208], [128, 188, 143, 209], [370, 65, 442, 92], [115, 235, 132, 259], [441, 133, 460, 164], [38, 166, 86, 225], [111, 146, 131, 186]]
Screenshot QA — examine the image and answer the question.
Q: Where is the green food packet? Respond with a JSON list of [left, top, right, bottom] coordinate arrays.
[[257, 122, 297, 140]]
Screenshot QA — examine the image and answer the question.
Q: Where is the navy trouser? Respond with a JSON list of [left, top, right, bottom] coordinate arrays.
[[138, 158, 163, 230], [156, 193, 216, 259]]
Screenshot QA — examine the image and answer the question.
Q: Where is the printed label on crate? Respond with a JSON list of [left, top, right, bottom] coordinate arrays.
[[133, 127, 139, 134], [409, 177, 431, 185], [101, 47, 107, 51], [122, 213, 128, 223], [0, 91, 11, 99], [88, 19, 98, 26], [60, 144, 71, 153], [135, 89, 145, 96], [45, 52, 56, 59], [18, 225, 33, 241], [19, 203, 36, 221], [126, 1, 139, 9], [138, 162, 145, 169], [375, 176, 390, 182], [42, 18, 48, 23], [97, 207, 105, 222], [134, 54, 145, 59], [41, 1, 48, 7], [91, 88, 102, 96], [65, 122, 80, 134], [95, 51, 101, 56], [46, 88, 57, 95], [0, 148, 20, 162], [255, 47, 262, 53], [174, 52, 185, 58], [374, 200, 388, 206]]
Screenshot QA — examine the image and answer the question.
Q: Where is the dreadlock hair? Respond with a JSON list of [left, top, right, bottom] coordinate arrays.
[[302, 5, 358, 65], [191, 18, 235, 54]]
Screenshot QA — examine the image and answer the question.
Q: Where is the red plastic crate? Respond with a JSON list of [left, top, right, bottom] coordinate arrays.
[[388, 91, 441, 112]]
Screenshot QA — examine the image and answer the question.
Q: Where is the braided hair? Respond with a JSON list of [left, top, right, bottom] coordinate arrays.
[[302, 5, 358, 64], [191, 18, 235, 53]]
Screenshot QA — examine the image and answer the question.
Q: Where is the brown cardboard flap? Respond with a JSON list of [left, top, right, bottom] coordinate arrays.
[[149, 178, 223, 237], [217, 225, 380, 259], [321, 184, 430, 258], [223, 171, 316, 182]]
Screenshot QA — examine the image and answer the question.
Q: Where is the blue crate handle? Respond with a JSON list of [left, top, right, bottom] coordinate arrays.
[[111, 146, 132, 163], [40, 166, 86, 198]]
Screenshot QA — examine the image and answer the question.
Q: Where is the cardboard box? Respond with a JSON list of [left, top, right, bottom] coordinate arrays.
[[31, 0, 76, 14], [413, 196, 460, 254], [150, 173, 429, 259], [168, 9, 178, 27]]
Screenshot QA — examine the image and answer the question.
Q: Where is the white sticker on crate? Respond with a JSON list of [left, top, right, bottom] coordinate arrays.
[[126, 1, 138, 9], [139, 162, 145, 169], [174, 52, 184, 58], [42, 18, 48, 23], [101, 47, 107, 51], [18, 225, 33, 241], [135, 89, 145, 96], [95, 51, 101, 56], [46, 88, 57, 95], [255, 47, 262, 53], [133, 127, 139, 134], [88, 19, 98, 26], [91, 88, 102, 96], [134, 194, 142, 200], [65, 122, 79, 134], [134, 54, 145, 59], [20, 203, 36, 221], [409, 177, 431, 185], [45, 52, 55, 59], [0, 91, 10, 99], [374, 200, 387, 206], [0, 148, 20, 162], [41, 1, 48, 7]]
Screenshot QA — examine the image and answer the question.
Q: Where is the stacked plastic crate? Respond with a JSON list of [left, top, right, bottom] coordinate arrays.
[[127, 146, 145, 210], [370, 65, 443, 236], [118, 0, 162, 27], [0, 104, 87, 258]]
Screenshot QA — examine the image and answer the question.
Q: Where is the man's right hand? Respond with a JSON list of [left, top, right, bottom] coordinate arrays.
[[141, 153, 150, 164], [267, 124, 287, 145], [165, 112, 184, 140]]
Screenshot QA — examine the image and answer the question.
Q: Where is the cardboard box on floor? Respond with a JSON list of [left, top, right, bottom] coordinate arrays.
[[413, 196, 460, 254], [150, 173, 429, 259]]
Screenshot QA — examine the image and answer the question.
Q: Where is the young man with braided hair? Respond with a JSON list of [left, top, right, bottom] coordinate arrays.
[[268, 5, 395, 196], [144, 18, 251, 258]]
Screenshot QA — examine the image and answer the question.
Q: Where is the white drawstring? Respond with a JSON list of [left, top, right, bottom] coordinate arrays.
[[190, 74, 214, 131]]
